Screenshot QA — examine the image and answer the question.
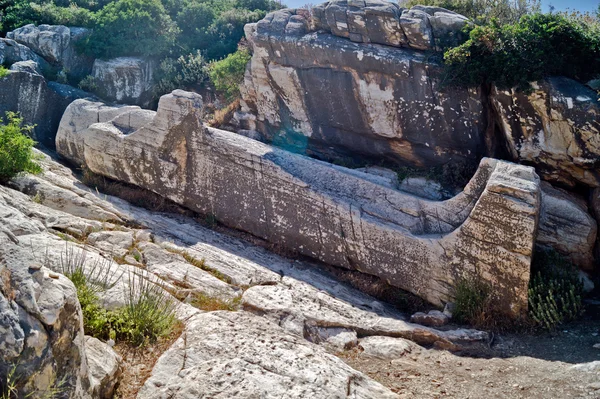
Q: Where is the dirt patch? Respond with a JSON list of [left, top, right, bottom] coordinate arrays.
[[113, 321, 184, 399], [338, 316, 600, 399]]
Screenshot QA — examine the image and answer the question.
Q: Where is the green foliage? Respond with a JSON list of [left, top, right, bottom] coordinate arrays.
[[175, 2, 215, 53], [58, 246, 177, 347], [208, 49, 251, 102], [205, 8, 265, 59], [154, 51, 208, 96], [1, 0, 95, 33], [78, 75, 98, 92], [0, 67, 8, 79], [528, 249, 584, 330], [81, 0, 179, 58], [452, 276, 491, 325], [400, 0, 541, 25], [0, 112, 41, 184], [444, 13, 600, 90]]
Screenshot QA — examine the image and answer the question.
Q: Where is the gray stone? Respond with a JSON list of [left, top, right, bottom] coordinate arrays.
[[56, 91, 541, 317], [359, 336, 413, 359], [241, 7, 485, 168], [398, 177, 446, 200], [137, 311, 399, 398], [0, 38, 49, 70], [7, 24, 93, 79], [92, 57, 156, 107], [85, 336, 122, 399], [9, 60, 42, 75], [0, 71, 91, 148], [537, 181, 597, 270], [492, 77, 600, 188], [410, 310, 449, 327]]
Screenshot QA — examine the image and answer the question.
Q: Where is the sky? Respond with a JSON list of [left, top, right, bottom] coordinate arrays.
[[281, 0, 600, 13]]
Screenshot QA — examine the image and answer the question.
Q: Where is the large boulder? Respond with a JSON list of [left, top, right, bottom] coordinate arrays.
[[240, 6, 486, 168], [91, 57, 156, 108], [0, 70, 91, 148], [537, 182, 597, 270], [492, 77, 600, 188], [0, 38, 50, 71], [311, 1, 469, 50], [0, 190, 91, 398], [56, 91, 541, 317], [7, 24, 93, 79]]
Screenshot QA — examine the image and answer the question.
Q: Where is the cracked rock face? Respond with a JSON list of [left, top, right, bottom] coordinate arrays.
[[492, 77, 600, 188], [0, 70, 90, 148], [137, 311, 399, 399], [239, 4, 485, 167], [56, 90, 541, 317]]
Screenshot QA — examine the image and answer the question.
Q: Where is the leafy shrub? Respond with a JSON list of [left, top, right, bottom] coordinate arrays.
[[528, 249, 584, 330], [0, 0, 95, 33], [444, 13, 600, 90], [78, 75, 98, 92], [0, 67, 8, 79], [204, 8, 265, 60], [452, 276, 491, 325], [208, 49, 251, 102], [175, 2, 215, 53], [0, 112, 41, 184], [154, 51, 208, 96], [80, 0, 179, 58]]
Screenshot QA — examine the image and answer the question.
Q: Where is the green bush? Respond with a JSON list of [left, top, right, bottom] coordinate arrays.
[[452, 276, 491, 325], [0, 0, 95, 33], [154, 51, 209, 96], [81, 0, 179, 58], [0, 112, 41, 184], [208, 48, 251, 102], [0, 67, 8, 79], [444, 13, 600, 90], [528, 249, 584, 330], [78, 75, 98, 92], [175, 2, 215, 53]]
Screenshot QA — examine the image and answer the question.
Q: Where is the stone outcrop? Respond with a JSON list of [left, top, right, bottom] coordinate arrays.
[[537, 182, 597, 270], [7, 24, 93, 79], [0, 147, 492, 397], [92, 57, 156, 108], [137, 311, 399, 399], [0, 195, 91, 397], [311, 0, 470, 51], [0, 70, 91, 148], [239, 5, 486, 167], [0, 38, 50, 71], [56, 91, 542, 316], [492, 77, 600, 188]]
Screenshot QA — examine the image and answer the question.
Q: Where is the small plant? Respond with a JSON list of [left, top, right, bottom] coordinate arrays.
[[0, 364, 18, 399], [56, 245, 177, 346], [208, 48, 251, 102], [78, 75, 98, 92], [0, 66, 9, 79], [528, 249, 584, 330], [0, 112, 41, 184], [191, 292, 241, 311], [453, 276, 492, 325]]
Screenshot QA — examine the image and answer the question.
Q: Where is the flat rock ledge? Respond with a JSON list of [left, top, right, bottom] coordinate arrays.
[[56, 90, 540, 317]]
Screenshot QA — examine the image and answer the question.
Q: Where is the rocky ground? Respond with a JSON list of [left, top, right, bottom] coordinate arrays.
[[1, 150, 599, 398]]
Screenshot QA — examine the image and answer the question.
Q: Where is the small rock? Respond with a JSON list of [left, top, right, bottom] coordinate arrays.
[[410, 310, 449, 327], [48, 271, 60, 279], [29, 262, 43, 270], [593, 343, 600, 350], [359, 336, 413, 360], [579, 271, 595, 293], [443, 302, 455, 318]]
